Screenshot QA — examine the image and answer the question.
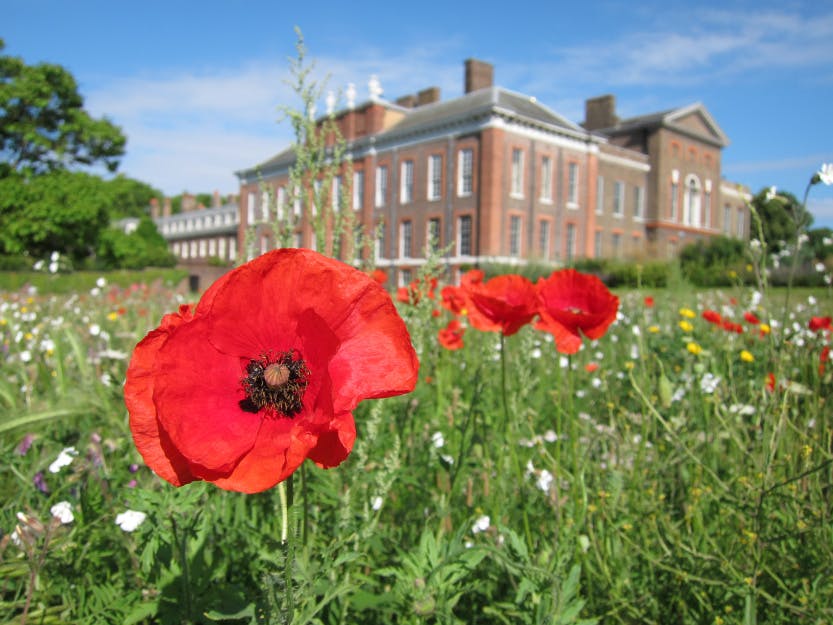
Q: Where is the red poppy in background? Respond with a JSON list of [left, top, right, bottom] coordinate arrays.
[[702, 309, 722, 325], [820, 346, 831, 375], [744, 311, 761, 325], [809, 316, 832, 332], [369, 268, 388, 285], [644, 296, 655, 308], [438, 319, 466, 350], [125, 249, 419, 493], [765, 372, 776, 393], [721, 320, 744, 334], [440, 285, 468, 315], [396, 276, 438, 305], [536, 269, 619, 354], [463, 274, 538, 336]]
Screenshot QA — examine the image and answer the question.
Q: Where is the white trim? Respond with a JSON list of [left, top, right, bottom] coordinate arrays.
[[599, 151, 651, 172]]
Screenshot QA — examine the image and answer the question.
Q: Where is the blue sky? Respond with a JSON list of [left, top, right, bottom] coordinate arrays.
[[5, 0, 833, 226]]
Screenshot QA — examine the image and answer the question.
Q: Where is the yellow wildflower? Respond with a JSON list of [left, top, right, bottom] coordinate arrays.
[[679, 307, 696, 318], [648, 325, 660, 333], [759, 323, 770, 335], [107, 312, 119, 321], [679, 320, 694, 333], [686, 342, 702, 355], [740, 350, 754, 362]]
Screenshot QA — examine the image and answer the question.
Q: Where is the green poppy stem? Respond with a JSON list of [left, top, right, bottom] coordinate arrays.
[[278, 476, 295, 622]]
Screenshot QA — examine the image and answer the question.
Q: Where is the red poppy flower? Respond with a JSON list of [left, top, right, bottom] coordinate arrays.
[[820, 346, 831, 375], [369, 268, 388, 285], [585, 362, 600, 373], [125, 249, 419, 493], [702, 309, 722, 325], [644, 296, 654, 308], [744, 311, 760, 325], [440, 285, 468, 315], [809, 316, 832, 332], [438, 319, 465, 350], [463, 274, 538, 336], [535, 269, 619, 354], [721, 320, 744, 334], [765, 372, 776, 393]]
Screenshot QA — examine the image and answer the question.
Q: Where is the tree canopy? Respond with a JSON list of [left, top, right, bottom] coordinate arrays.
[[0, 38, 126, 175], [749, 187, 812, 252]]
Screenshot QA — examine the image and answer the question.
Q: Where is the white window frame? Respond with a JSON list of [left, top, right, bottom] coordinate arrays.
[[427, 155, 442, 201], [399, 220, 412, 258], [400, 160, 414, 204], [634, 185, 645, 220], [457, 215, 473, 256], [353, 171, 364, 210], [539, 220, 551, 259], [511, 149, 524, 197], [375, 165, 388, 207], [596, 176, 604, 214], [613, 181, 625, 217], [540, 156, 552, 202], [457, 149, 473, 197], [509, 215, 521, 257], [567, 162, 579, 207]]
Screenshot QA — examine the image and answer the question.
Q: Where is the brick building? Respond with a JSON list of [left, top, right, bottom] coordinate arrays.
[[236, 59, 750, 286]]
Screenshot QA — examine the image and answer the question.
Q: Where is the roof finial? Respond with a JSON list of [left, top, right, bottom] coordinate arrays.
[[368, 75, 383, 101], [346, 83, 356, 109]]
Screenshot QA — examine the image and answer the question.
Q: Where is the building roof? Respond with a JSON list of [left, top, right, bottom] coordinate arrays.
[[237, 86, 595, 179], [596, 102, 729, 148]]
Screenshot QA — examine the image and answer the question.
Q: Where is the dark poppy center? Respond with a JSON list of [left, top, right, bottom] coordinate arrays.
[[240, 349, 309, 417]]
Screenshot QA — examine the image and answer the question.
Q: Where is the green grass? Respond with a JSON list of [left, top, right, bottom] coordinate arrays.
[[1, 274, 831, 624], [0, 268, 188, 294]]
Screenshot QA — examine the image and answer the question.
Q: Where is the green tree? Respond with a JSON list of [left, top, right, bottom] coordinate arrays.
[[749, 187, 811, 253], [0, 38, 125, 175], [106, 175, 163, 219], [96, 216, 175, 269], [0, 170, 113, 262]]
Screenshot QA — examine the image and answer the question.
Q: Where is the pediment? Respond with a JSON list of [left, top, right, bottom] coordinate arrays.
[[666, 104, 729, 147]]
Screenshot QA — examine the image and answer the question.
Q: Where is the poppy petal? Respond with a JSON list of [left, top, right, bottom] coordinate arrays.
[[125, 309, 197, 486], [153, 316, 261, 473]]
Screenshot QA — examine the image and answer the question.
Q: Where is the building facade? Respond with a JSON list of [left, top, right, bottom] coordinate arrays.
[[151, 192, 240, 267], [236, 59, 750, 286]]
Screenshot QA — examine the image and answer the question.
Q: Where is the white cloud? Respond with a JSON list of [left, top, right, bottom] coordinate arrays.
[[81, 7, 833, 197]]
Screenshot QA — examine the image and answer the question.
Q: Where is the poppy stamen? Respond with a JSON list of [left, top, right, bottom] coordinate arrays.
[[241, 350, 309, 417]]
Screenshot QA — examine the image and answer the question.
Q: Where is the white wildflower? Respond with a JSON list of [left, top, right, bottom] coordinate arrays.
[[89, 324, 101, 336], [371, 496, 383, 511], [536, 469, 554, 492], [115, 510, 147, 532], [19, 350, 32, 363], [472, 515, 490, 534], [50, 501, 74, 524], [700, 373, 721, 394], [48, 447, 78, 473], [817, 163, 833, 186], [95, 277, 107, 288], [431, 431, 445, 448]]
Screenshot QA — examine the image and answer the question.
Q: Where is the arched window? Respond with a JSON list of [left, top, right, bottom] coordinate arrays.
[[683, 175, 701, 227]]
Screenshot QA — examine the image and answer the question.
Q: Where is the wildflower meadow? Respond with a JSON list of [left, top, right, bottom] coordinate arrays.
[[2, 244, 833, 624]]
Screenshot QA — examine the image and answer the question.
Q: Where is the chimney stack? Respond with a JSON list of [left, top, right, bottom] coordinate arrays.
[[212, 190, 221, 207], [150, 198, 160, 219], [417, 87, 441, 106], [465, 58, 494, 93], [163, 197, 172, 217], [584, 94, 618, 131], [182, 192, 196, 212]]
